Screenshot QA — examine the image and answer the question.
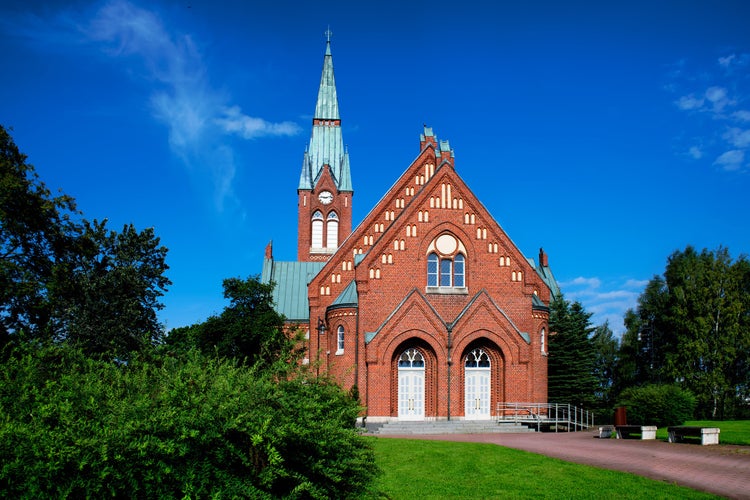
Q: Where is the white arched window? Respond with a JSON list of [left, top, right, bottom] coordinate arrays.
[[336, 325, 344, 354], [311, 211, 323, 248], [398, 348, 425, 367], [426, 233, 467, 290], [541, 328, 546, 354], [327, 211, 339, 249]]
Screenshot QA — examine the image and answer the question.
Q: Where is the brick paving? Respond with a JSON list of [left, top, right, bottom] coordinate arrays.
[[380, 430, 750, 499]]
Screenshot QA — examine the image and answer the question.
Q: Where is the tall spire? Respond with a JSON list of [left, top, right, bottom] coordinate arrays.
[[299, 33, 352, 192], [314, 36, 339, 120]]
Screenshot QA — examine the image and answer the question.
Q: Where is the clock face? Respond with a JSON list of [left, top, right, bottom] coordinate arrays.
[[318, 191, 334, 205]]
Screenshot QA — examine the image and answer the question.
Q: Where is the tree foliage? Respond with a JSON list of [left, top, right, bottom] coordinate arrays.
[[0, 125, 170, 359], [591, 320, 619, 413], [0, 125, 77, 344], [616, 384, 696, 427], [0, 344, 378, 498], [548, 295, 597, 408], [617, 245, 750, 419], [165, 276, 295, 369]]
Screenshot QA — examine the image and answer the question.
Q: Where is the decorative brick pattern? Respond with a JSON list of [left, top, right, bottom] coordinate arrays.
[[303, 134, 552, 421]]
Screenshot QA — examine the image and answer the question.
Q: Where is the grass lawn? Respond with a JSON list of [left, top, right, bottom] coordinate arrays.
[[654, 420, 750, 445], [367, 437, 719, 499]]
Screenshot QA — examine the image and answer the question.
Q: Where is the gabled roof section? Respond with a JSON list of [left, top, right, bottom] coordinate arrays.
[[298, 38, 352, 193], [261, 258, 325, 322], [365, 289, 443, 344], [451, 289, 531, 344]]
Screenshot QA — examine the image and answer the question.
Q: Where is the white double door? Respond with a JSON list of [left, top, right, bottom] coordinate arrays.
[[398, 368, 424, 420], [465, 368, 491, 419]]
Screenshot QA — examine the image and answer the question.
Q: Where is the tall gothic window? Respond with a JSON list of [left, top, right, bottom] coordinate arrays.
[[311, 211, 323, 248], [327, 211, 339, 249], [336, 325, 344, 354]]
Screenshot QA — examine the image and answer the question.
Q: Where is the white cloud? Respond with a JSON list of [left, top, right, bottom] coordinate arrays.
[[216, 106, 301, 139], [623, 278, 650, 288], [718, 54, 736, 67], [669, 55, 748, 174], [561, 276, 601, 288], [675, 94, 704, 110], [724, 127, 750, 148], [9, 0, 301, 211], [559, 276, 648, 336], [705, 86, 734, 113], [713, 149, 745, 171]]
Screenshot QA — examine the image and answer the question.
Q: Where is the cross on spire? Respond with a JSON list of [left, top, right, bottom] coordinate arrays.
[[325, 26, 332, 42]]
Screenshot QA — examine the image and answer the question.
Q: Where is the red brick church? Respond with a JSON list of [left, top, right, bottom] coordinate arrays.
[[262, 38, 559, 422]]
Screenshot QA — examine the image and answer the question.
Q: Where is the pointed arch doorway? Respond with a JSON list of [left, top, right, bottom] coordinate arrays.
[[398, 348, 425, 420], [465, 348, 491, 420]]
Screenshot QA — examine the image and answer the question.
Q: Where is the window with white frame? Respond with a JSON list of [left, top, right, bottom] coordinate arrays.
[[336, 325, 344, 354], [327, 211, 339, 249], [311, 211, 323, 248], [426, 233, 467, 291]]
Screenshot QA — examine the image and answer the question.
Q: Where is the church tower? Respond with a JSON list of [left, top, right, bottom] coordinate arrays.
[[297, 34, 353, 262]]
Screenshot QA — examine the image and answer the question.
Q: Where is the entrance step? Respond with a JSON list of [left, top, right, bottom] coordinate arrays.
[[368, 420, 537, 435]]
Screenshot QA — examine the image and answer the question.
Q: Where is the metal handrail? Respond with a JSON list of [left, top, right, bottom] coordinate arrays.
[[495, 402, 594, 432]]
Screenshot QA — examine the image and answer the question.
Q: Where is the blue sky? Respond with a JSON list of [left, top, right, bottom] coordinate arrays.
[[2, 0, 749, 336]]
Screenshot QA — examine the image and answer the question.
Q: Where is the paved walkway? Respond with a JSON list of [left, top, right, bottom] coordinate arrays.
[[380, 430, 750, 499]]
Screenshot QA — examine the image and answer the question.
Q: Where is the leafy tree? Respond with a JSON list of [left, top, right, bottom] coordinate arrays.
[[623, 245, 750, 419], [53, 219, 170, 357], [591, 320, 618, 413], [548, 295, 597, 408], [165, 276, 296, 369], [0, 125, 77, 344], [612, 309, 640, 395], [0, 343, 378, 498], [616, 384, 696, 427], [1, 125, 170, 359]]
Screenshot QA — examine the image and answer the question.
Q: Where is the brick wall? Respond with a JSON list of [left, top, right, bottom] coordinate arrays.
[[305, 135, 550, 420]]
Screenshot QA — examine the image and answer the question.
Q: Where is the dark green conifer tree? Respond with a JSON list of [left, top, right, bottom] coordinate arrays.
[[548, 295, 597, 408]]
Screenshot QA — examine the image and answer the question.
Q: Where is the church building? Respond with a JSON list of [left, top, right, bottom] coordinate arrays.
[[262, 38, 559, 422]]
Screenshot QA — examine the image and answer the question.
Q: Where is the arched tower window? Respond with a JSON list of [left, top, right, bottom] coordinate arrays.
[[336, 325, 344, 354], [311, 211, 323, 248], [327, 211, 339, 249], [541, 328, 546, 354]]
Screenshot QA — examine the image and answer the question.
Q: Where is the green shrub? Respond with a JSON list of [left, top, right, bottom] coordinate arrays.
[[616, 384, 696, 427], [0, 344, 378, 498]]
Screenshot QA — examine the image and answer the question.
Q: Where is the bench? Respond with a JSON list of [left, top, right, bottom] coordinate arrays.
[[615, 425, 657, 440], [667, 426, 720, 445], [598, 425, 615, 438]]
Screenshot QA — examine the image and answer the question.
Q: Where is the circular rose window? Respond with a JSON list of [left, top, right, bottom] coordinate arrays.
[[435, 234, 457, 255]]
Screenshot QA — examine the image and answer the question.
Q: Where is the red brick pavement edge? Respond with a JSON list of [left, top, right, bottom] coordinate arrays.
[[379, 430, 750, 499]]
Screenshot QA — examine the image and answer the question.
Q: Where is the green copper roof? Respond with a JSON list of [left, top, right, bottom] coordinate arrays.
[[314, 41, 339, 120], [331, 280, 358, 307], [261, 258, 325, 322], [298, 39, 352, 193], [527, 257, 561, 300]]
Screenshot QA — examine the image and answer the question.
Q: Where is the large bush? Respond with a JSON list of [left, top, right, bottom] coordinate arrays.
[[615, 384, 696, 427], [0, 344, 377, 498]]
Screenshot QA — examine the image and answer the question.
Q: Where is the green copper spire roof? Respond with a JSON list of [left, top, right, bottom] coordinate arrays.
[[314, 40, 339, 120], [299, 36, 353, 193]]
